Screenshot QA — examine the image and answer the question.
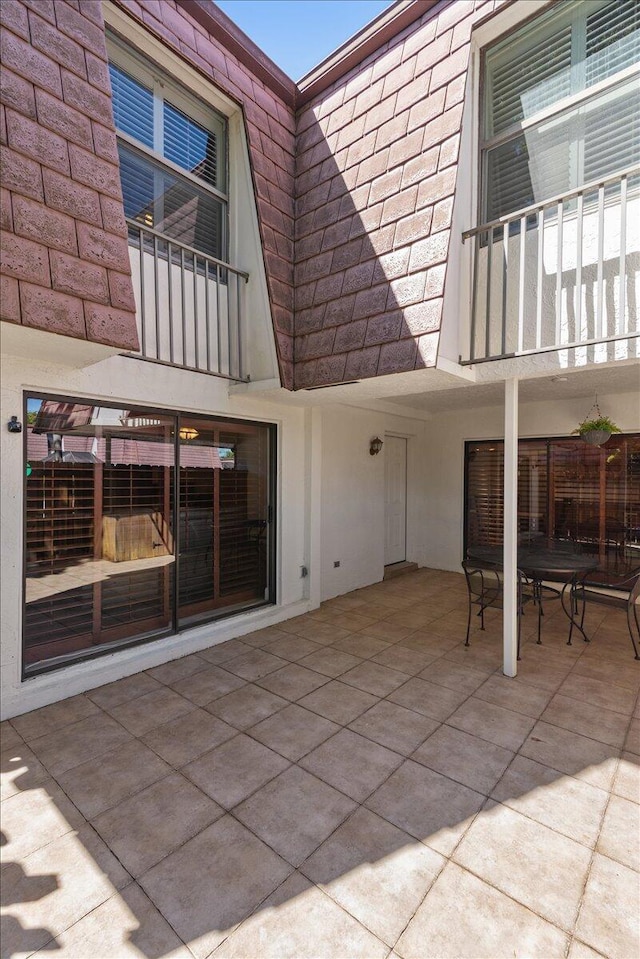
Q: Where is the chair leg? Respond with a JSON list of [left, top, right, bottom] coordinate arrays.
[[465, 597, 472, 647], [628, 605, 640, 660]]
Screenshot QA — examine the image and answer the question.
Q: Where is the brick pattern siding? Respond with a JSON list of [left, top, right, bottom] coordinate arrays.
[[293, 0, 499, 389], [109, 0, 297, 389], [0, 0, 139, 350]]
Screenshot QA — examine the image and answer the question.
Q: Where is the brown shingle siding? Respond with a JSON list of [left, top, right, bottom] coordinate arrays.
[[0, 0, 138, 349], [293, 0, 503, 389]]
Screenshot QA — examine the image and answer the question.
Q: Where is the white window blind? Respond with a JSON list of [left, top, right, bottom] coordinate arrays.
[[108, 49, 227, 261], [482, 0, 640, 221]]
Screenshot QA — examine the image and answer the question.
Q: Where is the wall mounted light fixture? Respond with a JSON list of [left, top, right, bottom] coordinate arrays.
[[179, 426, 199, 441], [369, 436, 383, 456], [7, 416, 22, 433]]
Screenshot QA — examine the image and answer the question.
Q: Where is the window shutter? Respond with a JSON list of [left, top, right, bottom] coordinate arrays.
[[109, 63, 154, 149], [163, 102, 219, 190], [486, 27, 572, 137], [586, 0, 640, 86]]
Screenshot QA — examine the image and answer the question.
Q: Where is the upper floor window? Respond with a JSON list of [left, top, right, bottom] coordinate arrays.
[[108, 38, 228, 260], [481, 0, 640, 222]]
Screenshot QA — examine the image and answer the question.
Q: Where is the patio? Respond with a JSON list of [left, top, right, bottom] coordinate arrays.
[[1, 567, 638, 959]]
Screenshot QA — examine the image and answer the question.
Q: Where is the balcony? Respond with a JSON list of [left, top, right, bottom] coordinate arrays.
[[126, 220, 249, 382], [462, 167, 640, 365]]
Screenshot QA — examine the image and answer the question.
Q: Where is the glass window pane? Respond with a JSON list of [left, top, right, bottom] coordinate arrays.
[[163, 101, 220, 190], [118, 142, 223, 259], [24, 398, 176, 673], [586, 0, 640, 86], [109, 62, 154, 149], [177, 418, 273, 628]]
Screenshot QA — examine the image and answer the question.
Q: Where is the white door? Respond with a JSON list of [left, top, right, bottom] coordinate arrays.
[[384, 435, 407, 565]]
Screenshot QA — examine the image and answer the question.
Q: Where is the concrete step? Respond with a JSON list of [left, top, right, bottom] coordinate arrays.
[[383, 561, 419, 580]]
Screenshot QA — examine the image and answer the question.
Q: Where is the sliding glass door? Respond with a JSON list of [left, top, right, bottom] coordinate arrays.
[[24, 396, 275, 676]]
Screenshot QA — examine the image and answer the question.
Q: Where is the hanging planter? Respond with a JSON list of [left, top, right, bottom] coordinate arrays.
[[573, 398, 621, 447]]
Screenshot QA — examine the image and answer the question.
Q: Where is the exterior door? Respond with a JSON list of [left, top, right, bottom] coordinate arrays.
[[384, 435, 407, 565]]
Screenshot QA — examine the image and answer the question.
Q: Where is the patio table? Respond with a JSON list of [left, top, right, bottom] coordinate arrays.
[[467, 545, 599, 645]]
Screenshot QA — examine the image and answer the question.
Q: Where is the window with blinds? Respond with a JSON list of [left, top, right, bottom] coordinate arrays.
[[465, 435, 640, 582], [23, 397, 275, 676], [107, 39, 228, 261], [482, 0, 640, 221]]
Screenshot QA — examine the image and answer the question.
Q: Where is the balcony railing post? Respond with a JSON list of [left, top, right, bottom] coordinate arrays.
[[619, 174, 628, 334]]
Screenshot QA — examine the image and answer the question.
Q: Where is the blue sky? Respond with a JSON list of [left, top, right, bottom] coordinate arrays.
[[215, 0, 393, 80]]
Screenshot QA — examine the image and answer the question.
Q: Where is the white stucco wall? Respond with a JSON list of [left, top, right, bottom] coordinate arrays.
[[319, 405, 428, 600], [421, 389, 640, 573]]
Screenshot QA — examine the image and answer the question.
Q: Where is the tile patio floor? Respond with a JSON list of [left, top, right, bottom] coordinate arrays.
[[1, 567, 639, 959]]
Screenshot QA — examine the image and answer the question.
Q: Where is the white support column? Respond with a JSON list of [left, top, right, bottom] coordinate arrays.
[[503, 377, 519, 677]]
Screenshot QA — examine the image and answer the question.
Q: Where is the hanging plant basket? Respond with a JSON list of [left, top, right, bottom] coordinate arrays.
[[573, 398, 621, 448], [580, 428, 613, 447]]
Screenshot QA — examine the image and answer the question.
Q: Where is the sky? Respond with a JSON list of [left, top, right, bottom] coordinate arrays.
[[215, 0, 394, 80]]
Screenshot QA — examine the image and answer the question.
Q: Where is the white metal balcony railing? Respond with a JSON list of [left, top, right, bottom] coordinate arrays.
[[126, 219, 249, 381], [461, 166, 640, 364]]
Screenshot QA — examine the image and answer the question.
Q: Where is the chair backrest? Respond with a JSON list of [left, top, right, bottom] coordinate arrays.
[[462, 560, 502, 601], [630, 574, 640, 606]]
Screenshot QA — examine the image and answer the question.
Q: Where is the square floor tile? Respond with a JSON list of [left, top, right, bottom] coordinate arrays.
[[263, 634, 321, 662], [332, 634, 392, 659], [169, 666, 245, 706], [300, 728, 403, 802], [558, 674, 636, 715], [86, 674, 162, 711], [1, 780, 85, 862], [183, 733, 289, 808], [257, 663, 328, 700], [92, 773, 222, 876], [395, 861, 568, 959], [249, 704, 339, 761], [340, 661, 409, 697], [282, 621, 352, 645], [447, 697, 536, 751], [28, 714, 132, 777], [35, 882, 191, 958], [596, 794, 640, 870], [146, 654, 209, 686], [106, 687, 194, 736], [612, 751, 640, 803], [1, 742, 49, 801], [4, 824, 129, 952], [56, 738, 171, 819], [349, 700, 439, 756], [11, 695, 100, 742], [298, 680, 378, 725], [206, 683, 288, 730], [198, 640, 254, 664], [358, 621, 417, 642], [387, 677, 468, 722], [302, 807, 444, 946], [0, 721, 22, 750], [139, 816, 292, 959], [370, 645, 436, 676], [491, 755, 608, 847], [297, 647, 364, 678], [366, 759, 485, 856], [574, 852, 640, 959], [141, 708, 236, 767], [540, 694, 630, 748], [474, 674, 553, 718], [412, 725, 513, 795], [453, 802, 592, 931], [223, 649, 290, 681], [520, 721, 620, 790], [234, 765, 356, 866], [211, 870, 388, 959]]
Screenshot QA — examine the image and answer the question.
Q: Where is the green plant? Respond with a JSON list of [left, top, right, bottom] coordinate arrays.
[[573, 415, 621, 436]]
